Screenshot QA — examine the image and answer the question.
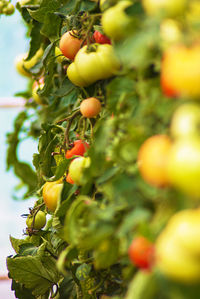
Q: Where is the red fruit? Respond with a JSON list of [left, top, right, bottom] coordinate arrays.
[[93, 31, 111, 45], [66, 173, 74, 184], [65, 140, 90, 159], [128, 237, 154, 270]]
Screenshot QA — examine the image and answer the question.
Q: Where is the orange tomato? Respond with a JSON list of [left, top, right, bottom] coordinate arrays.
[[80, 97, 101, 118]]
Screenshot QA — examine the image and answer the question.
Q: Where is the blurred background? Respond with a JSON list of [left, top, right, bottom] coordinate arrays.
[[0, 4, 37, 296]]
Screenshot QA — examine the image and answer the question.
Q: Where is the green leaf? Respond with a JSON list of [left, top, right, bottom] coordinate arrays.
[[41, 12, 62, 41], [28, 0, 60, 23], [76, 263, 92, 281], [7, 254, 61, 297]]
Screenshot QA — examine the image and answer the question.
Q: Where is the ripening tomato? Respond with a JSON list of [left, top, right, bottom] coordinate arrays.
[[161, 44, 200, 99], [167, 138, 200, 198], [101, 1, 133, 40], [80, 97, 101, 118], [128, 237, 154, 270], [42, 180, 64, 212], [137, 135, 172, 188], [142, 0, 187, 17], [156, 209, 200, 283], [93, 31, 111, 44], [59, 31, 83, 60], [68, 157, 91, 185], [26, 211, 46, 230], [170, 103, 200, 139], [66, 173, 74, 184], [67, 44, 120, 87], [65, 140, 90, 159]]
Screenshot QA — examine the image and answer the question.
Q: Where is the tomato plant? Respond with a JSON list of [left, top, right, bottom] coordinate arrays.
[[128, 237, 154, 270], [6, 0, 200, 298], [80, 97, 101, 118]]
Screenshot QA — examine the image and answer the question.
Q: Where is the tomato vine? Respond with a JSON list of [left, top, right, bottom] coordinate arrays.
[[5, 0, 200, 298]]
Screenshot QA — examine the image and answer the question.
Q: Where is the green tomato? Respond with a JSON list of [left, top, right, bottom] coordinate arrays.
[[101, 1, 133, 40], [142, 0, 187, 17], [67, 44, 120, 87], [167, 138, 200, 198], [68, 157, 91, 185], [26, 211, 46, 230], [170, 103, 200, 139]]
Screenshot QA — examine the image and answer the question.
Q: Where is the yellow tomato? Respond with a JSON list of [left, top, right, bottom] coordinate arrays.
[[42, 180, 63, 212], [137, 135, 172, 188], [161, 44, 200, 98]]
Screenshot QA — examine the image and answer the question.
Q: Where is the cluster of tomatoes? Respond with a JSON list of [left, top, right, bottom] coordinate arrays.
[[17, 0, 200, 284], [135, 0, 200, 283]]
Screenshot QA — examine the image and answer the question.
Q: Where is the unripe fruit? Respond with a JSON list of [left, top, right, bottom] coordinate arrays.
[[170, 103, 200, 139], [43, 180, 63, 212], [80, 97, 101, 118], [142, 0, 187, 17], [101, 1, 132, 40], [68, 157, 91, 185], [26, 211, 46, 230], [138, 135, 171, 188]]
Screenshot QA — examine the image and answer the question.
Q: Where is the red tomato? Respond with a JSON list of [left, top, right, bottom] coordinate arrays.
[[128, 237, 154, 269], [59, 31, 83, 60], [93, 31, 111, 44], [65, 140, 90, 159], [66, 173, 74, 184], [80, 97, 101, 118]]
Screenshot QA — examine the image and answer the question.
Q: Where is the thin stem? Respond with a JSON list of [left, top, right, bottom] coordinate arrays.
[[64, 110, 80, 150]]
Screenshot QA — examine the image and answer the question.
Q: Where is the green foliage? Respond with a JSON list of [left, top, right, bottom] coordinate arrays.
[[5, 0, 200, 298]]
